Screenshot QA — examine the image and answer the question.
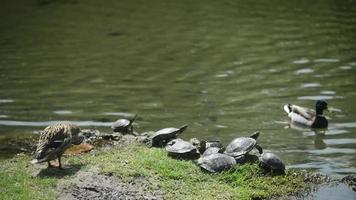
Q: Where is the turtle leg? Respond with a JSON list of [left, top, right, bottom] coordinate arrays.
[[255, 144, 263, 154], [159, 140, 164, 147]]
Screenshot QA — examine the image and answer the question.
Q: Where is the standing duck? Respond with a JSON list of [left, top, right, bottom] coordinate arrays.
[[283, 100, 329, 128], [31, 123, 84, 169]]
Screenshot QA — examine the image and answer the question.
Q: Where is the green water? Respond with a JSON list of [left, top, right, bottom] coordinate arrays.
[[1, 0, 356, 182]]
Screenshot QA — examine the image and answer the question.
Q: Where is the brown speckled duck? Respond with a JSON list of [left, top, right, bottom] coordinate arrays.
[[283, 100, 329, 128], [31, 123, 84, 169]]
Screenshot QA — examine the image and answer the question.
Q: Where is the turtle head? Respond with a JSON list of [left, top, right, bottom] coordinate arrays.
[[129, 114, 138, 125], [177, 124, 188, 134], [249, 131, 260, 140]]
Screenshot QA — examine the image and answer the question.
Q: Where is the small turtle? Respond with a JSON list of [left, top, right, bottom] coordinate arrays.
[[151, 125, 188, 147], [111, 114, 137, 134], [165, 138, 200, 159], [202, 147, 224, 157], [259, 152, 285, 174], [199, 140, 224, 154], [224, 131, 263, 159], [197, 153, 236, 173]]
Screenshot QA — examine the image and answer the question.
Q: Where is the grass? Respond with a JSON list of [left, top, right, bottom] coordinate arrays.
[[70, 144, 308, 200], [0, 154, 57, 200], [0, 144, 309, 200]]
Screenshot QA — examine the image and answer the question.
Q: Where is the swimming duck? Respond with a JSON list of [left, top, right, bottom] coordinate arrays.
[[283, 100, 329, 128], [31, 123, 84, 169]]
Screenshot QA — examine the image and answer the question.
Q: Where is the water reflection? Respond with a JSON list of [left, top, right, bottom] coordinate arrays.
[[295, 68, 314, 75], [53, 110, 73, 115], [314, 58, 340, 63], [301, 83, 321, 88], [293, 58, 310, 64], [286, 121, 356, 176]]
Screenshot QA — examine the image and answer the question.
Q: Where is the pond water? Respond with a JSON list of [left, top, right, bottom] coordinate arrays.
[[0, 0, 356, 195]]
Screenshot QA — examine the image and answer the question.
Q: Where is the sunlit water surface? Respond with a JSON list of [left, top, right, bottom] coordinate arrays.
[[1, 0, 356, 197]]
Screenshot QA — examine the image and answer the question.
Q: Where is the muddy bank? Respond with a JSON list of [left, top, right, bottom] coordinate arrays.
[[57, 169, 163, 200]]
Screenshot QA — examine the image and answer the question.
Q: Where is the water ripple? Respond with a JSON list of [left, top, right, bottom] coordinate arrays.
[[297, 95, 334, 100], [293, 58, 310, 64], [53, 110, 73, 115], [0, 99, 14, 103], [301, 83, 321, 88], [295, 68, 314, 75], [314, 58, 340, 63]]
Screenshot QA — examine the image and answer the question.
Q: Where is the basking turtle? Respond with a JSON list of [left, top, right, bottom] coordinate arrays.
[[204, 140, 223, 149], [197, 153, 236, 173], [151, 125, 188, 147], [202, 147, 224, 157], [165, 138, 199, 159], [224, 131, 263, 158], [259, 152, 285, 174], [111, 114, 137, 134], [199, 140, 224, 155], [31, 123, 84, 169]]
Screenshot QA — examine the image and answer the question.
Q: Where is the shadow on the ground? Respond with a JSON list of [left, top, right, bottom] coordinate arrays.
[[36, 164, 82, 178]]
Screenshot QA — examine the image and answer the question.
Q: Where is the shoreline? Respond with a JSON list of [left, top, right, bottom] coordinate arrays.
[[1, 133, 354, 200]]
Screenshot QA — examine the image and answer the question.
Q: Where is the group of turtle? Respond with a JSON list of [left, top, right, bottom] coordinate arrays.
[[112, 116, 286, 174]]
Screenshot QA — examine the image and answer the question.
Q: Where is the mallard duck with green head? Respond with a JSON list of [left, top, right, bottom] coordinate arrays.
[[31, 123, 84, 169], [283, 100, 329, 128]]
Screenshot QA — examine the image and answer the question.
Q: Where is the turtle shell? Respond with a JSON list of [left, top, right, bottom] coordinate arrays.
[[151, 125, 188, 147], [260, 152, 285, 171], [202, 147, 223, 157], [112, 119, 130, 128], [111, 119, 132, 133], [165, 139, 199, 159], [224, 137, 256, 157], [166, 139, 197, 154], [198, 153, 236, 173]]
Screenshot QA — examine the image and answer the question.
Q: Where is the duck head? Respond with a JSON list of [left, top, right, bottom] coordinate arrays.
[[316, 100, 328, 115], [70, 126, 85, 145]]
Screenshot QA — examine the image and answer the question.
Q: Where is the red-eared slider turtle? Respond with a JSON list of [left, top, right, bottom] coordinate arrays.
[[224, 131, 263, 158], [165, 138, 199, 159], [199, 140, 224, 155], [259, 152, 285, 174], [111, 114, 137, 134], [151, 125, 188, 147], [197, 153, 236, 173], [31, 123, 84, 169], [202, 147, 224, 157]]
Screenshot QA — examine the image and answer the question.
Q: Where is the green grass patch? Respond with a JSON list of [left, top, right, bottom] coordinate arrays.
[[0, 155, 57, 200], [70, 144, 308, 199], [1, 144, 308, 200]]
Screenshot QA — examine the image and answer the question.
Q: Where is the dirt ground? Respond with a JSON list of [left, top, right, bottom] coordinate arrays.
[[57, 168, 163, 200]]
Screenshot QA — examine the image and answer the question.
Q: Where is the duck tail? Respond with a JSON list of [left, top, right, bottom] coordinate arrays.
[[283, 104, 292, 114]]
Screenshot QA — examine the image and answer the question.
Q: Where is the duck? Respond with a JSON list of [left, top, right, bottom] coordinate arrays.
[[31, 123, 84, 169], [283, 100, 329, 128]]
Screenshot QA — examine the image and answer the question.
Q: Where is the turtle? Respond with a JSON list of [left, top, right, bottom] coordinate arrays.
[[151, 125, 188, 147], [197, 153, 236, 173], [165, 138, 200, 159], [259, 152, 285, 174], [111, 114, 137, 134], [199, 140, 224, 155], [224, 131, 263, 159], [31, 123, 84, 169], [202, 147, 224, 157]]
